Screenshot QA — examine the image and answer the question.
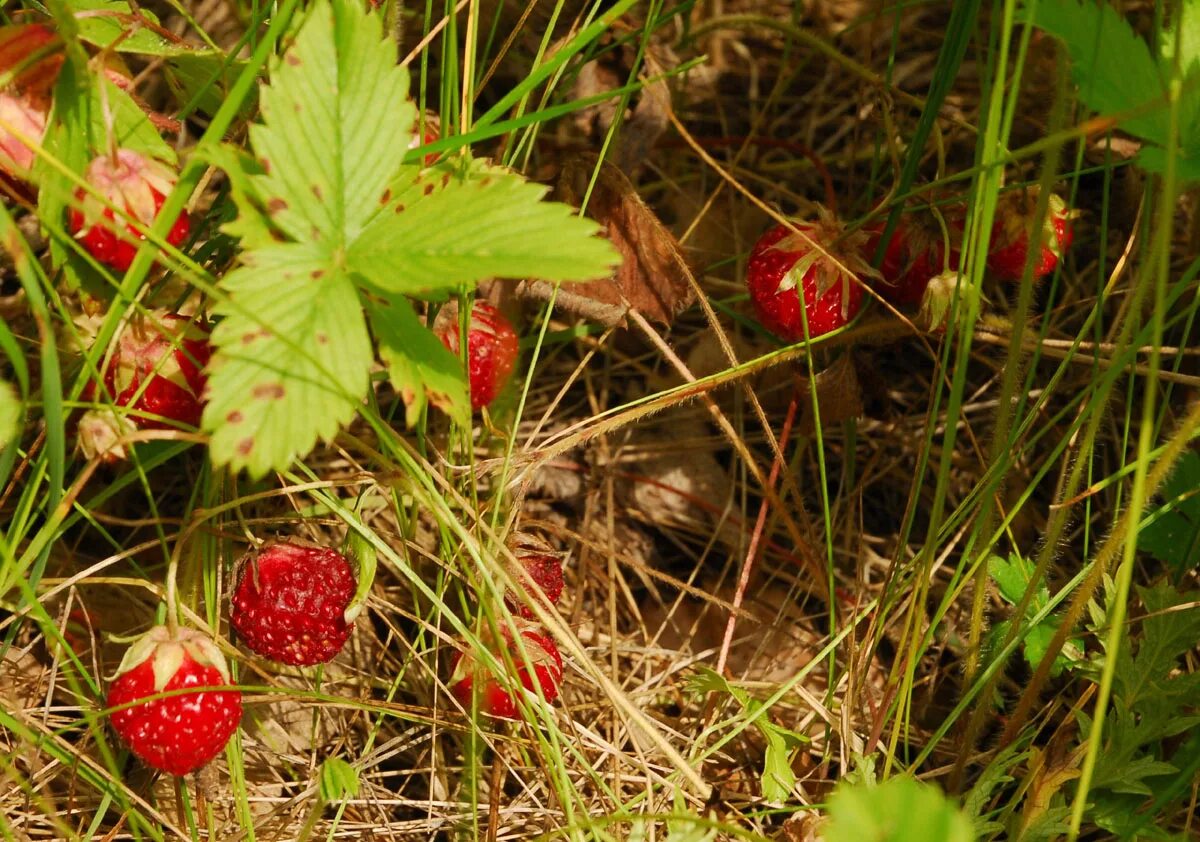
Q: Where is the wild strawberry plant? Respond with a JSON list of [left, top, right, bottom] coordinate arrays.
[[201, 0, 615, 476]]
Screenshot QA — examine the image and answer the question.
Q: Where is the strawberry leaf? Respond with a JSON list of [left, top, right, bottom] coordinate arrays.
[[203, 244, 372, 478], [348, 168, 617, 294], [365, 292, 469, 427], [71, 0, 189, 56], [687, 667, 808, 804], [203, 144, 280, 251], [1021, 1, 1170, 146], [1137, 451, 1200, 574], [986, 553, 1082, 677], [247, 0, 412, 246], [825, 776, 974, 842], [318, 756, 360, 802], [206, 0, 619, 472]]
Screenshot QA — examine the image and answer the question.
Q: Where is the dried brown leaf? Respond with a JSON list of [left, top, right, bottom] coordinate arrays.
[[799, 352, 863, 436], [520, 156, 695, 327], [570, 36, 675, 176]]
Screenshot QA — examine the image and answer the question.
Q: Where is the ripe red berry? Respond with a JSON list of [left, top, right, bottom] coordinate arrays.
[[746, 213, 873, 341], [434, 301, 519, 411], [502, 533, 565, 620], [450, 624, 563, 719], [107, 626, 241, 776], [67, 150, 191, 272], [230, 541, 356, 666], [864, 204, 963, 307], [408, 110, 441, 165], [82, 310, 211, 435], [987, 189, 1073, 282]]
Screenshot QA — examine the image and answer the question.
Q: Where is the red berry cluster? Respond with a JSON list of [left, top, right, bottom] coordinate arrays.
[[746, 187, 1074, 338], [449, 533, 567, 720], [107, 540, 359, 776]]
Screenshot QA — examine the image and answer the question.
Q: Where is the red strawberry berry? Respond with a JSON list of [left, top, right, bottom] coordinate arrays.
[[864, 204, 963, 306], [986, 189, 1073, 281], [449, 624, 563, 719], [107, 625, 242, 776], [408, 110, 441, 165], [746, 212, 873, 341], [67, 149, 191, 272], [82, 310, 211, 435], [230, 541, 356, 666], [435, 301, 519, 411], [503, 532, 565, 620]]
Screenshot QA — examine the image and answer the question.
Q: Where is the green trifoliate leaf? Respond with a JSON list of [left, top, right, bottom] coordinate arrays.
[[348, 168, 618, 295], [203, 243, 372, 478], [365, 291, 469, 427], [248, 0, 413, 246], [988, 552, 1042, 607]]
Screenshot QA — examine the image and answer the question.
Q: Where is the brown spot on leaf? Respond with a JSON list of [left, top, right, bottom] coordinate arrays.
[[311, 269, 324, 280], [260, 158, 271, 174], [315, 332, 329, 345], [252, 383, 286, 400], [285, 53, 300, 66], [267, 197, 287, 215], [227, 410, 244, 424], [241, 328, 271, 345], [380, 189, 392, 205], [423, 183, 435, 196], [394, 203, 405, 214], [237, 437, 255, 456], [311, 184, 322, 201]]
